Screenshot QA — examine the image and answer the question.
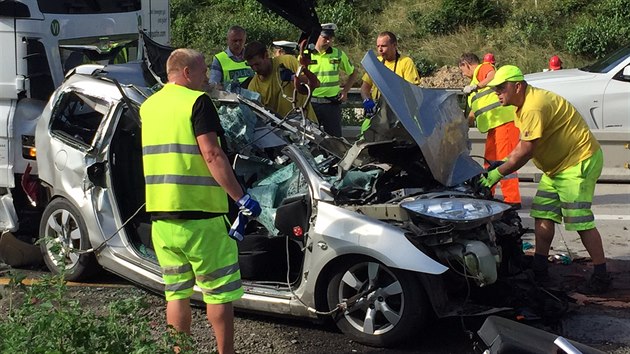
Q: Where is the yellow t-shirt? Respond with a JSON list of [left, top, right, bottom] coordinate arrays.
[[516, 85, 600, 176], [362, 55, 421, 99], [248, 55, 317, 121]]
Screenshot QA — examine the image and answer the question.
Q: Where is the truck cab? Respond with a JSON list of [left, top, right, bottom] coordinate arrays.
[[0, 0, 161, 247]]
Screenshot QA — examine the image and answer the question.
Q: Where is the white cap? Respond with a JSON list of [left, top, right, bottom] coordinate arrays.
[[272, 40, 298, 49], [320, 23, 337, 36]]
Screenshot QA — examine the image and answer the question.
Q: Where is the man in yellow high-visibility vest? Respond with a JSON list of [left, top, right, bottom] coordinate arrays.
[[210, 25, 255, 89], [141, 48, 261, 353], [307, 23, 358, 137]]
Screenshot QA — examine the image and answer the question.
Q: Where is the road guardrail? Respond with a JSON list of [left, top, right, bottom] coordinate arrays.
[[342, 88, 630, 182]]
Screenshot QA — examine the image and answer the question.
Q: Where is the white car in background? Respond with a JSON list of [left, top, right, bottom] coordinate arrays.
[[525, 46, 630, 131]]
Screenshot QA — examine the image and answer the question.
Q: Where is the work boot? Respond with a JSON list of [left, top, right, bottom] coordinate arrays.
[[577, 272, 612, 295]]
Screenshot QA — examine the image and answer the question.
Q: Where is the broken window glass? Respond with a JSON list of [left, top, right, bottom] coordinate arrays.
[[50, 91, 107, 148]]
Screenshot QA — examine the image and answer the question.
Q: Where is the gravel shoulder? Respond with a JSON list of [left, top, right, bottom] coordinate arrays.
[[1, 261, 629, 353], [4, 216, 628, 353]]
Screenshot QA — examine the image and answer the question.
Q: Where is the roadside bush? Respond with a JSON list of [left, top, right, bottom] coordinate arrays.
[[171, 0, 298, 56], [549, 0, 590, 17], [506, 9, 556, 47], [0, 271, 193, 353], [170, 0, 368, 56], [565, 17, 625, 59], [317, 1, 365, 45], [413, 56, 439, 77], [411, 0, 506, 37], [597, 0, 630, 19], [564, 0, 630, 58]]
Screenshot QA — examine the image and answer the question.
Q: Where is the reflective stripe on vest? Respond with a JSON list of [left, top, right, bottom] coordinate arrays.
[[468, 63, 515, 133], [140, 84, 228, 213], [309, 47, 343, 97], [215, 51, 254, 84]]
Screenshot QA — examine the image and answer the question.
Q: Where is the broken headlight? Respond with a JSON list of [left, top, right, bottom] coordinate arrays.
[[401, 198, 511, 227]]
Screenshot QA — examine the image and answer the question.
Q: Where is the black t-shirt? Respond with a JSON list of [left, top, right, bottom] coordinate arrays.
[[151, 94, 229, 221], [191, 94, 224, 137]]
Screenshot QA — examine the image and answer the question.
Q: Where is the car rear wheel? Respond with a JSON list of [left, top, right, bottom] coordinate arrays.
[[326, 259, 429, 347], [39, 198, 98, 280]]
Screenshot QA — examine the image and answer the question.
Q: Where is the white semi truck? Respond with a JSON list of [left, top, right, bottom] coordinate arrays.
[[0, 0, 168, 264]]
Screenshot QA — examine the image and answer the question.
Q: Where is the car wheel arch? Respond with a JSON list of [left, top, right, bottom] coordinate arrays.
[[313, 253, 427, 314]]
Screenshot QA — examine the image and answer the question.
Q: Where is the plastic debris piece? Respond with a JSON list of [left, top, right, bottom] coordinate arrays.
[[551, 254, 572, 265]]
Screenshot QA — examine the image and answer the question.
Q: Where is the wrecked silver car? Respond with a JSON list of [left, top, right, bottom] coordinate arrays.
[[33, 50, 526, 347]]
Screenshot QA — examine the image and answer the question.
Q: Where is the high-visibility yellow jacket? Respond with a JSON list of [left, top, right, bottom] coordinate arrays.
[[215, 51, 254, 84], [308, 47, 354, 98], [140, 83, 228, 213], [468, 63, 515, 133]]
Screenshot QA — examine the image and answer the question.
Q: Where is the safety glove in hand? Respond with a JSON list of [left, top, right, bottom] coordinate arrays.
[[463, 84, 478, 94], [228, 211, 248, 242], [236, 193, 261, 218], [480, 168, 504, 188], [362, 98, 376, 115], [279, 66, 294, 82]]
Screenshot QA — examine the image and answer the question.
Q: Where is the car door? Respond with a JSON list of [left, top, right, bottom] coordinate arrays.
[[602, 64, 630, 130], [41, 89, 112, 196]]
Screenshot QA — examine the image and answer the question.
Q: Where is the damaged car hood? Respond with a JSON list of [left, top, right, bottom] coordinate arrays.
[[361, 50, 483, 186]]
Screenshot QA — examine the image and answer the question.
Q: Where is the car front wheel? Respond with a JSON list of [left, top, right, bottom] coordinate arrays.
[[327, 259, 429, 347], [39, 198, 98, 280]]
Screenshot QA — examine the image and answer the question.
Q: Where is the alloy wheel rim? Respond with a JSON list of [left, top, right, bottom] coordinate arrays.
[[44, 209, 82, 268], [337, 261, 404, 335]]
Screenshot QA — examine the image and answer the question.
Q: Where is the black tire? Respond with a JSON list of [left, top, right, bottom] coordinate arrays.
[[326, 258, 429, 347], [39, 198, 98, 280]]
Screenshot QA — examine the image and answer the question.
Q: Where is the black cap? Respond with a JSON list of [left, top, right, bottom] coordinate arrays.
[[320, 23, 337, 37]]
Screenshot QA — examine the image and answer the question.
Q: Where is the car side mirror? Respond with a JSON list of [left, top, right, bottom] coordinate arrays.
[[623, 66, 630, 80]]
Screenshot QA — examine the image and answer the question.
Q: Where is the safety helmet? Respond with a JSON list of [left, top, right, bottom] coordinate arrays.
[[549, 55, 563, 70], [483, 53, 495, 64]]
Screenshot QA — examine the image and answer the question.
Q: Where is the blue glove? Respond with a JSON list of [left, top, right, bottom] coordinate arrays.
[[480, 168, 504, 188], [228, 211, 248, 242], [279, 67, 294, 82], [236, 193, 261, 218], [362, 98, 376, 115]]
